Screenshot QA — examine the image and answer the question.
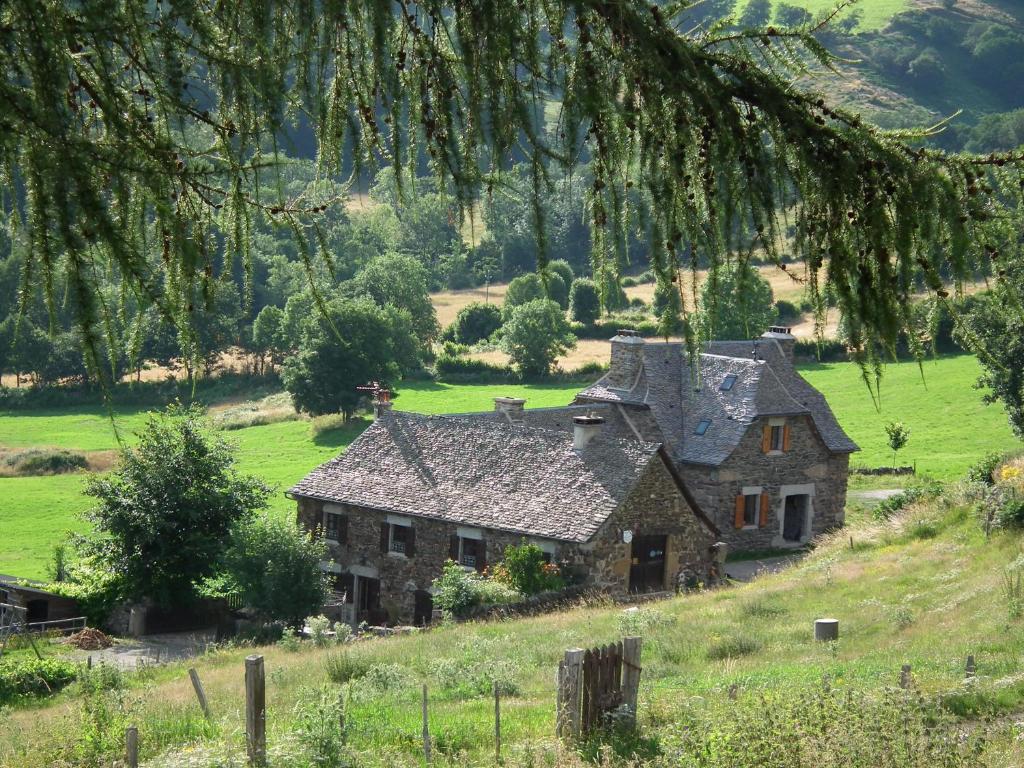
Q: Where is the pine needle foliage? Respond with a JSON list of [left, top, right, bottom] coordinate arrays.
[[1, 0, 1022, 381]]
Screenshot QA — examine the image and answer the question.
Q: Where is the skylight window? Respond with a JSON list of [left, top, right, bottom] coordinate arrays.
[[720, 374, 737, 391], [695, 419, 711, 436]]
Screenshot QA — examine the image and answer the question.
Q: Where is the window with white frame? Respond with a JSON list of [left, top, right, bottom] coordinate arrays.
[[323, 510, 347, 543], [381, 516, 415, 557]]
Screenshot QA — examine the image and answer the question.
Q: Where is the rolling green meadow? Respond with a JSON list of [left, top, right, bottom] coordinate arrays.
[[733, 0, 908, 31], [0, 356, 1020, 580]]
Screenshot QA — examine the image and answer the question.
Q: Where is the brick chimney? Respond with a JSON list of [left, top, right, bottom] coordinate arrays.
[[761, 326, 796, 363], [573, 413, 605, 451], [605, 330, 644, 389], [493, 396, 526, 415]]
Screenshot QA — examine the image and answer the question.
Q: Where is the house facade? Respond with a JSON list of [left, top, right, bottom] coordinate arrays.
[[574, 328, 857, 549], [290, 410, 720, 626]]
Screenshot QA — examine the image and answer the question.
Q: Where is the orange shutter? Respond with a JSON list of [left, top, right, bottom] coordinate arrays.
[[734, 495, 745, 529], [759, 492, 770, 527], [783, 424, 791, 452], [761, 424, 771, 453]]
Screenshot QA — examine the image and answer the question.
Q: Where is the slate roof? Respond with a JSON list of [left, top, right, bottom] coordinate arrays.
[[576, 337, 857, 466], [289, 411, 671, 543]]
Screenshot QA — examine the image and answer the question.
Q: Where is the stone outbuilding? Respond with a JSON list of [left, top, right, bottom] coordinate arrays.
[[290, 410, 720, 626], [575, 328, 858, 549]]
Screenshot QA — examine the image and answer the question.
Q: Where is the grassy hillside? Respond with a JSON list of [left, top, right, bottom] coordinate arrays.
[[801, 355, 1020, 479], [734, 0, 909, 31], [5, 478, 1024, 766]]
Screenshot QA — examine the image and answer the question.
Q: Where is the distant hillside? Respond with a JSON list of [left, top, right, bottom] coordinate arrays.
[[688, 0, 1024, 152]]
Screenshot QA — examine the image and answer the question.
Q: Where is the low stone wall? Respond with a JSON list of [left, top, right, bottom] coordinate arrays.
[[852, 466, 915, 476], [462, 585, 601, 621]]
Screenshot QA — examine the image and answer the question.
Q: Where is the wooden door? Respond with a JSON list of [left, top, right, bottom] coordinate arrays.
[[629, 535, 667, 593]]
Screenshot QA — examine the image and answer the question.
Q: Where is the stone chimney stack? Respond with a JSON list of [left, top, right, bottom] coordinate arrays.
[[373, 389, 393, 419], [605, 330, 645, 389], [493, 396, 526, 415], [573, 413, 605, 451], [761, 326, 796, 363]]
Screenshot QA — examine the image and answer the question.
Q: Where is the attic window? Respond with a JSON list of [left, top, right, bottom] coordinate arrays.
[[720, 375, 737, 391], [695, 419, 711, 436]]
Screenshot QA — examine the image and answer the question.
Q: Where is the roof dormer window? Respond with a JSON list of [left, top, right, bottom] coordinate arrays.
[[720, 375, 737, 391], [695, 419, 711, 436]]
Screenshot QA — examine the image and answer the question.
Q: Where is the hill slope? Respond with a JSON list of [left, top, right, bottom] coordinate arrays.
[[5, 473, 1024, 767]]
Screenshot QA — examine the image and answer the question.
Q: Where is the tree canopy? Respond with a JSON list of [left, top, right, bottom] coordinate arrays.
[[3, 0, 1023, 380]]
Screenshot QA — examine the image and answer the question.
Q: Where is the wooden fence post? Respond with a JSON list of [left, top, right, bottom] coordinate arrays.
[[245, 655, 266, 767], [189, 667, 212, 720], [494, 680, 501, 764], [125, 726, 139, 768], [557, 648, 584, 740], [966, 655, 976, 678], [899, 663, 912, 690], [622, 637, 642, 728], [422, 683, 431, 763]]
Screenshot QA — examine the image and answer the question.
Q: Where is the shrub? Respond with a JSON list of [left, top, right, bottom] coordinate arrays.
[[569, 278, 601, 325], [361, 663, 413, 693], [545, 259, 575, 290], [325, 651, 371, 684], [452, 302, 502, 345], [502, 273, 546, 318], [995, 493, 1024, 529], [434, 354, 513, 380], [500, 299, 576, 377], [432, 560, 523, 617], [966, 451, 1005, 486], [775, 299, 801, 321], [496, 541, 564, 595], [293, 685, 349, 768], [0, 658, 78, 703], [621, 276, 638, 288], [307, 615, 333, 647], [278, 627, 302, 652], [872, 481, 943, 521], [636, 270, 655, 284], [3, 448, 88, 475]]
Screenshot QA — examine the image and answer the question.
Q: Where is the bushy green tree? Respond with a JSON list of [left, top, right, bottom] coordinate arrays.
[[281, 298, 418, 418], [205, 514, 330, 627], [453, 302, 502, 345], [543, 271, 569, 311], [739, 0, 772, 28], [348, 253, 440, 346], [698, 263, 777, 341], [80, 404, 271, 607], [544, 260, 575, 292], [775, 3, 812, 27], [503, 273, 546, 318], [501, 299, 576, 377], [954, 273, 1024, 438], [568, 278, 601, 325], [252, 305, 285, 374], [885, 421, 911, 468]]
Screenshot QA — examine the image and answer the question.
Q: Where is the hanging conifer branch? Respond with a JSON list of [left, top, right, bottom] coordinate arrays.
[[1, 0, 1020, 379]]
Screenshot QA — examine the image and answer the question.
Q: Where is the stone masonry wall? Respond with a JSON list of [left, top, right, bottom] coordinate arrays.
[[678, 414, 849, 551], [295, 456, 716, 623]]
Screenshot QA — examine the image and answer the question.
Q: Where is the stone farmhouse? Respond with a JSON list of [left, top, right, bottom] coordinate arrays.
[[575, 328, 858, 549], [290, 326, 854, 626]]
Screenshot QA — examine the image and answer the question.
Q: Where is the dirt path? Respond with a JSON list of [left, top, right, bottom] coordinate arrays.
[[68, 629, 218, 670]]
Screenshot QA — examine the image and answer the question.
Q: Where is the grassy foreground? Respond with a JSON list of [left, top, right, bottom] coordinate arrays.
[[4, 479, 1024, 767]]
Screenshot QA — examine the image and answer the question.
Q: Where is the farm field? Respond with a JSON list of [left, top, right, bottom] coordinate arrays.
[[5, 484, 1024, 766], [0, 356, 1019, 580], [733, 0, 909, 31]]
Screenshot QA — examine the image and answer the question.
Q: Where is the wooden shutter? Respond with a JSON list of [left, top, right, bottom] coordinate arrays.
[[477, 540, 487, 572], [339, 516, 349, 545], [761, 424, 772, 453], [405, 526, 416, 558], [449, 534, 460, 562], [734, 495, 745, 529], [380, 522, 390, 553], [783, 424, 791, 452], [759, 492, 770, 527]]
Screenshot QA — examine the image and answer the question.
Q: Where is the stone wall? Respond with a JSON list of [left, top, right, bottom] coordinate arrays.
[[294, 454, 718, 624], [678, 414, 849, 551]]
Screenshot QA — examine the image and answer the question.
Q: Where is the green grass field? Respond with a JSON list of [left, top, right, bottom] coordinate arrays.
[[1, 358, 1020, 580], [732, 0, 908, 32], [5, 484, 1024, 766], [800, 355, 1020, 480]]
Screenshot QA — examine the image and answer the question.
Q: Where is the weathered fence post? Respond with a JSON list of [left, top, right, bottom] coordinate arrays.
[[622, 637, 642, 728], [966, 655, 976, 678], [494, 680, 501, 764], [422, 683, 431, 763], [899, 663, 912, 689], [189, 667, 212, 720], [557, 648, 584, 739], [125, 726, 139, 768], [814, 618, 839, 642], [245, 655, 266, 767], [87, 655, 92, 669], [728, 683, 738, 701]]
